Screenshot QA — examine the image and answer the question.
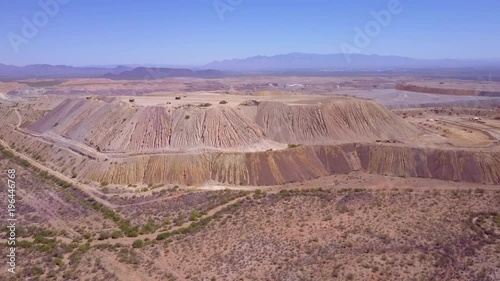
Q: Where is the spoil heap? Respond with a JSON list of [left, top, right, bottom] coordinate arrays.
[[28, 97, 419, 153]]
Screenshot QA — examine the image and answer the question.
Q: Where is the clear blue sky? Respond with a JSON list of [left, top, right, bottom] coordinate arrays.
[[1, 0, 499, 66]]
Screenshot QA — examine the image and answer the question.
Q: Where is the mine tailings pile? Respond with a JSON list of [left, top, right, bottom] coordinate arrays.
[[27, 98, 420, 152], [83, 144, 500, 186], [2, 97, 499, 186]]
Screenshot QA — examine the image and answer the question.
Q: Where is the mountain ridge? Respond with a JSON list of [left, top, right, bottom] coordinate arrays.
[[205, 52, 500, 71], [1, 53, 500, 79]]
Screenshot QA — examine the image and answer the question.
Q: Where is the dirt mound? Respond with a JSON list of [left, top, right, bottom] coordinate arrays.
[[83, 144, 500, 186], [27, 97, 419, 152], [6, 97, 498, 185], [357, 145, 500, 184], [254, 100, 419, 143], [2, 118, 500, 185], [29, 98, 266, 152], [76, 146, 331, 186]]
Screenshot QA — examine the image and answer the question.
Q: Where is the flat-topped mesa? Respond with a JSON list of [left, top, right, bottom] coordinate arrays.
[[27, 96, 420, 153]]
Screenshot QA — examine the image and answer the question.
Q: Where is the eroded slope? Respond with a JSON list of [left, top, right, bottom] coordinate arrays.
[[27, 97, 419, 153], [28, 99, 267, 152], [254, 100, 419, 143]]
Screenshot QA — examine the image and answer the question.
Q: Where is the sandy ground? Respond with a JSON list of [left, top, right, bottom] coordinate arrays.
[[394, 108, 500, 149]]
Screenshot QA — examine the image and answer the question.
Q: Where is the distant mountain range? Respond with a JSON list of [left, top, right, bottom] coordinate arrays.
[[0, 63, 132, 80], [1, 53, 499, 80], [103, 67, 225, 80], [205, 53, 500, 71], [0, 63, 224, 80]]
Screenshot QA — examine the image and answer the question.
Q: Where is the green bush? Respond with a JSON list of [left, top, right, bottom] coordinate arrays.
[[53, 257, 64, 267], [279, 190, 291, 196], [98, 232, 110, 240], [32, 267, 45, 277], [189, 211, 202, 221], [125, 229, 139, 238], [140, 222, 157, 234], [111, 230, 123, 239], [132, 239, 144, 248], [156, 232, 171, 241], [19, 159, 30, 167]]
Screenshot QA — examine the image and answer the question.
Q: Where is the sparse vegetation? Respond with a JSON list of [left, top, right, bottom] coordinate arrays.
[[132, 239, 144, 248]]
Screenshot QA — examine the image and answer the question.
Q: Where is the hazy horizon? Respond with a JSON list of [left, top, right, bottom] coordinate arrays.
[[2, 0, 500, 66], [2, 52, 500, 69]]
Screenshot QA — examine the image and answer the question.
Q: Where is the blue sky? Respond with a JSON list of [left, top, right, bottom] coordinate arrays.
[[1, 0, 499, 66]]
